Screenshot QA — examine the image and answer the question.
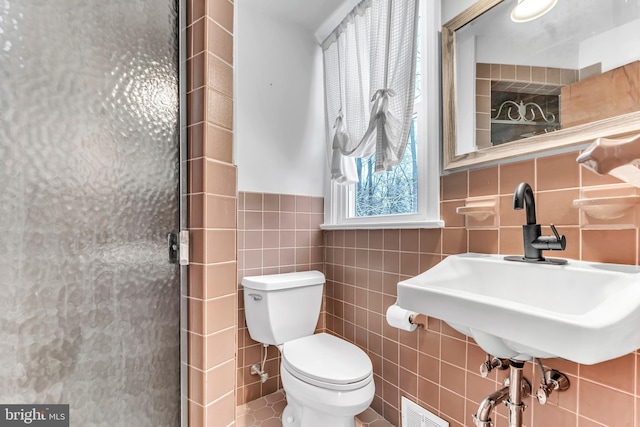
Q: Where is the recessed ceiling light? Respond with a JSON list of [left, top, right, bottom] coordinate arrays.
[[511, 0, 558, 23]]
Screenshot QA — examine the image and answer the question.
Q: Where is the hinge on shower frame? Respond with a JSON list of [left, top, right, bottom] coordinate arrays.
[[168, 231, 190, 265]]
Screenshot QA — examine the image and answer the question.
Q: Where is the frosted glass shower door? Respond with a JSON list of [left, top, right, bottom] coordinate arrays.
[[0, 1, 181, 426]]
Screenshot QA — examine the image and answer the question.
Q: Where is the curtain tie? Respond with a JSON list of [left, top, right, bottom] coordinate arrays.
[[370, 89, 395, 117], [332, 111, 347, 150]]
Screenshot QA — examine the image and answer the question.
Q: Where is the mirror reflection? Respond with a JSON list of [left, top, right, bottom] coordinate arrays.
[[453, 0, 640, 156]]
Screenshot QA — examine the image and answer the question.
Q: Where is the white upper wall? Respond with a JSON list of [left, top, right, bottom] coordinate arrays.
[[236, 2, 326, 197], [236, 0, 640, 198], [235, 0, 472, 197], [442, 0, 476, 23], [579, 19, 640, 72]]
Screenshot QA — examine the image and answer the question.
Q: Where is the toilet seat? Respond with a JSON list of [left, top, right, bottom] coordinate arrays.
[[281, 333, 373, 391]]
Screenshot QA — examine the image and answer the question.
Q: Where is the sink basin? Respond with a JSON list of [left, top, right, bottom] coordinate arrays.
[[395, 253, 640, 365]]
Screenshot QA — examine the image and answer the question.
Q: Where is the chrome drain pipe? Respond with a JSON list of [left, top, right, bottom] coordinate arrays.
[[473, 359, 531, 427], [473, 385, 510, 426], [506, 360, 529, 427]]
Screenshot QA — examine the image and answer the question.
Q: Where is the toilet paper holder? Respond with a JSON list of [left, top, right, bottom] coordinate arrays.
[[409, 313, 427, 328], [386, 304, 427, 331]]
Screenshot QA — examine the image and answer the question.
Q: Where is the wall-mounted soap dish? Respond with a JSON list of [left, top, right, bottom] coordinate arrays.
[[573, 184, 640, 227], [456, 196, 498, 228], [456, 205, 495, 221], [573, 195, 640, 220]]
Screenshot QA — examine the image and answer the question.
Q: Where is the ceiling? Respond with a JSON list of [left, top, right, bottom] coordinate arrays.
[[246, 0, 359, 42], [265, 0, 346, 30]]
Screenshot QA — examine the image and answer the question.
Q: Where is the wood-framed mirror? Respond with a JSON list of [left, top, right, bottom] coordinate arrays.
[[442, 0, 640, 171]]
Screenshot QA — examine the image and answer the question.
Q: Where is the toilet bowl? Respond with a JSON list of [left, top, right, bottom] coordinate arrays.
[[279, 333, 374, 427], [242, 271, 375, 427]]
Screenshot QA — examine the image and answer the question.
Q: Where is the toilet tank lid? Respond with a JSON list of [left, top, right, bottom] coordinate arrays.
[[242, 270, 325, 291]]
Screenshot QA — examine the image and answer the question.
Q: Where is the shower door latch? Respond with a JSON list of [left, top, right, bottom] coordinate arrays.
[[168, 231, 190, 265]]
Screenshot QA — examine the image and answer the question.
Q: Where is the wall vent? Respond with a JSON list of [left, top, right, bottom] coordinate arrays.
[[401, 397, 449, 427]]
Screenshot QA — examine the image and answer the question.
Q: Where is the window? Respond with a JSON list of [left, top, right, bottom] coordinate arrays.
[[354, 117, 418, 217], [322, 0, 442, 229]]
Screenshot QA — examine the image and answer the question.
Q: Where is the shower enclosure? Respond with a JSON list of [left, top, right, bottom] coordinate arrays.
[[0, 0, 184, 425]]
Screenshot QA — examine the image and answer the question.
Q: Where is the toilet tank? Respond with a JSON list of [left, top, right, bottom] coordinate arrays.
[[242, 270, 325, 345]]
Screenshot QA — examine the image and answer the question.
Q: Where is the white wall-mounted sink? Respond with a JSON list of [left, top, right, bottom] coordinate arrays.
[[395, 253, 640, 365]]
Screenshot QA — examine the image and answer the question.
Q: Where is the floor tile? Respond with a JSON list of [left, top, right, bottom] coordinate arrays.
[[236, 390, 394, 427]]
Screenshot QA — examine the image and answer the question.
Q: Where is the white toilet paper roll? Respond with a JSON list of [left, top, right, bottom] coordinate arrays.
[[385, 304, 417, 332]]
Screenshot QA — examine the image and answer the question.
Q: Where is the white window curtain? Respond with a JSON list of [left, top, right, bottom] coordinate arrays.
[[322, 0, 420, 184]]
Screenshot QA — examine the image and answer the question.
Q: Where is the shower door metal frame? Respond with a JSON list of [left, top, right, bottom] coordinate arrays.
[[178, 0, 188, 425]]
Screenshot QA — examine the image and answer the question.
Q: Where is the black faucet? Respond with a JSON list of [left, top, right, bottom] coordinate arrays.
[[505, 182, 567, 264]]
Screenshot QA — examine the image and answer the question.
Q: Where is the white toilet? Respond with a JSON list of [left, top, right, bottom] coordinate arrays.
[[242, 270, 375, 427]]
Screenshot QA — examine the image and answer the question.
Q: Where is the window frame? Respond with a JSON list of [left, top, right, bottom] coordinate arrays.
[[321, 0, 443, 230]]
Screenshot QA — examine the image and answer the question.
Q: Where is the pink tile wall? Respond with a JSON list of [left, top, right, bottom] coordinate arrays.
[[236, 191, 324, 405], [185, 5, 639, 425], [325, 151, 640, 427], [186, 0, 236, 426]]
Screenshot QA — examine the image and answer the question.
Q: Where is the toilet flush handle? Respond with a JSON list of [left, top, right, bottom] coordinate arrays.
[[248, 293, 262, 301]]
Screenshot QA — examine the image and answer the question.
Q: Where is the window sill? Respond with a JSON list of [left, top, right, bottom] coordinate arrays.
[[320, 219, 444, 230]]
